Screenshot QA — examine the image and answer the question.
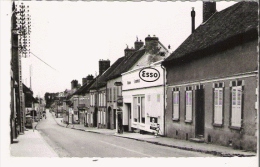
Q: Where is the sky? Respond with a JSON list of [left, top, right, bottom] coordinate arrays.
[[4, 1, 236, 98]]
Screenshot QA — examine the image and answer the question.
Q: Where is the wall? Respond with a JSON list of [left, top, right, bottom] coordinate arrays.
[[166, 40, 258, 85]]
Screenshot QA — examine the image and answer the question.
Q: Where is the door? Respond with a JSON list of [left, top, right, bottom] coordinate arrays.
[[128, 104, 132, 131], [93, 107, 98, 127], [107, 107, 111, 129], [113, 109, 116, 129], [195, 87, 205, 137]]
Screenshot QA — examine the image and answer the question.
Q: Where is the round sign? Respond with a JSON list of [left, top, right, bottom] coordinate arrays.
[[139, 67, 160, 82]]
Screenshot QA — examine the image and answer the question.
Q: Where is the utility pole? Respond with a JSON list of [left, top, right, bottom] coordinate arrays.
[[12, 2, 31, 134]]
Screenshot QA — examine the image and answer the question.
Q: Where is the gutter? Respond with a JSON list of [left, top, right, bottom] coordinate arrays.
[[161, 64, 166, 136]]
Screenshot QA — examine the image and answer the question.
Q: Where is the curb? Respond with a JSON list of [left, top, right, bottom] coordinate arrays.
[[51, 114, 256, 157], [112, 135, 255, 157]]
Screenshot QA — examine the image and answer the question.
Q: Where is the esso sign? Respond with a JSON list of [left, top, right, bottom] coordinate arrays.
[[139, 67, 160, 82]]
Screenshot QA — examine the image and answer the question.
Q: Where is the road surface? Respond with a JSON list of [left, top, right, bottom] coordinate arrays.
[[36, 110, 214, 157]]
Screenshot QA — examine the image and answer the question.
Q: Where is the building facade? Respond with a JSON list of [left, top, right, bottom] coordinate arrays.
[[121, 35, 169, 135], [162, 2, 258, 151]]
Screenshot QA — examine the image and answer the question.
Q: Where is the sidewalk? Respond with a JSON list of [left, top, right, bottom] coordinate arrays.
[[52, 113, 256, 157], [10, 128, 58, 157]]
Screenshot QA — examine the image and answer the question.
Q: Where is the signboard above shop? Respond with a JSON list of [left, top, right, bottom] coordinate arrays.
[[114, 82, 123, 86]]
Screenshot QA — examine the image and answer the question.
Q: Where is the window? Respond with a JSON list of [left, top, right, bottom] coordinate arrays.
[[109, 88, 112, 102], [134, 79, 140, 83], [230, 81, 243, 128], [74, 98, 78, 110], [141, 97, 145, 123], [103, 92, 106, 107], [172, 88, 180, 120], [185, 87, 192, 122], [157, 94, 160, 102], [150, 117, 158, 123], [213, 83, 224, 125], [117, 86, 121, 96], [127, 81, 131, 85], [98, 93, 101, 106], [133, 96, 145, 123], [113, 87, 116, 102], [133, 97, 138, 122]]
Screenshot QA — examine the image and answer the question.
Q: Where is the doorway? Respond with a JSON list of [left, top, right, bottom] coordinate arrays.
[[107, 107, 111, 129], [93, 107, 98, 127], [113, 109, 116, 129], [126, 103, 131, 132], [195, 85, 205, 137]]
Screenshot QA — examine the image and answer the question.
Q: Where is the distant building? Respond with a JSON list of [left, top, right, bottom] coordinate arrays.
[[72, 75, 95, 126], [88, 60, 110, 128]]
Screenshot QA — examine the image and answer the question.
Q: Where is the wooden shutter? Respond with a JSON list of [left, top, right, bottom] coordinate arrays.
[[173, 91, 179, 119], [231, 86, 242, 127], [214, 88, 223, 124], [185, 91, 192, 121]]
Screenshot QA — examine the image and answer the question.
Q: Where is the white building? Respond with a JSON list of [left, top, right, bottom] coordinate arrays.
[[121, 35, 170, 135]]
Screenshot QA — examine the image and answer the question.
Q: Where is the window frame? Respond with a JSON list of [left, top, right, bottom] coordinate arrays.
[[133, 95, 145, 124], [172, 87, 180, 121], [185, 87, 193, 123], [213, 83, 224, 127], [229, 80, 244, 130]]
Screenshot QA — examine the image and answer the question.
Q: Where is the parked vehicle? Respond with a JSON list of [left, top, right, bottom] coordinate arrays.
[[25, 115, 33, 128]]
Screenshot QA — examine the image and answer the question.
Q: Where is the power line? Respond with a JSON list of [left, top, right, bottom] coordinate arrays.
[[29, 51, 58, 72]]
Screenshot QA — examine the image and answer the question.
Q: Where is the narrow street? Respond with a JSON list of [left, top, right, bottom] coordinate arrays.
[[36, 110, 214, 157]]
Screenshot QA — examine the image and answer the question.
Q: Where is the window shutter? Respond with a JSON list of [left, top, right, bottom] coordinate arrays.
[[185, 91, 192, 121], [214, 88, 223, 124], [173, 91, 179, 119], [231, 86, 242, 127]]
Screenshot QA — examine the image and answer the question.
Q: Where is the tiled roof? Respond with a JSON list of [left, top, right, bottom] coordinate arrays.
[[90, 56, 125, 90], [23, 83, 33, 95], [106, 48, 146, 81], [162, 2, 258, 66]]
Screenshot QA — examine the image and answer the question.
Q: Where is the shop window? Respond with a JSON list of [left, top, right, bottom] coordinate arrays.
[[133, 95, 145, 123]]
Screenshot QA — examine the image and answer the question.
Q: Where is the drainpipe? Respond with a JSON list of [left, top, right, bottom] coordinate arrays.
[[161, 64, 166, 136]]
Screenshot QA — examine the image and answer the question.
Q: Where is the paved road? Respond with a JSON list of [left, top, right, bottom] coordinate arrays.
[[36, 110, 214, 157]]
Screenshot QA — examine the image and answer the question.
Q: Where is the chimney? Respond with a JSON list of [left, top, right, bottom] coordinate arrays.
[[124, 45, 135, 57], [203, 2, 216, 22], [99, 59, 110, 75], [191, 7, 195, 33], [71, 80, 78, 90], [86, 74, 94, 85], [145, 35, 159, 54], [82, 77, 87, 86], [134, 38, 144, 50]]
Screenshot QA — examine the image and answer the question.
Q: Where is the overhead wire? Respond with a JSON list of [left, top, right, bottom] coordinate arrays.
[[29, 51, 58, 72]]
